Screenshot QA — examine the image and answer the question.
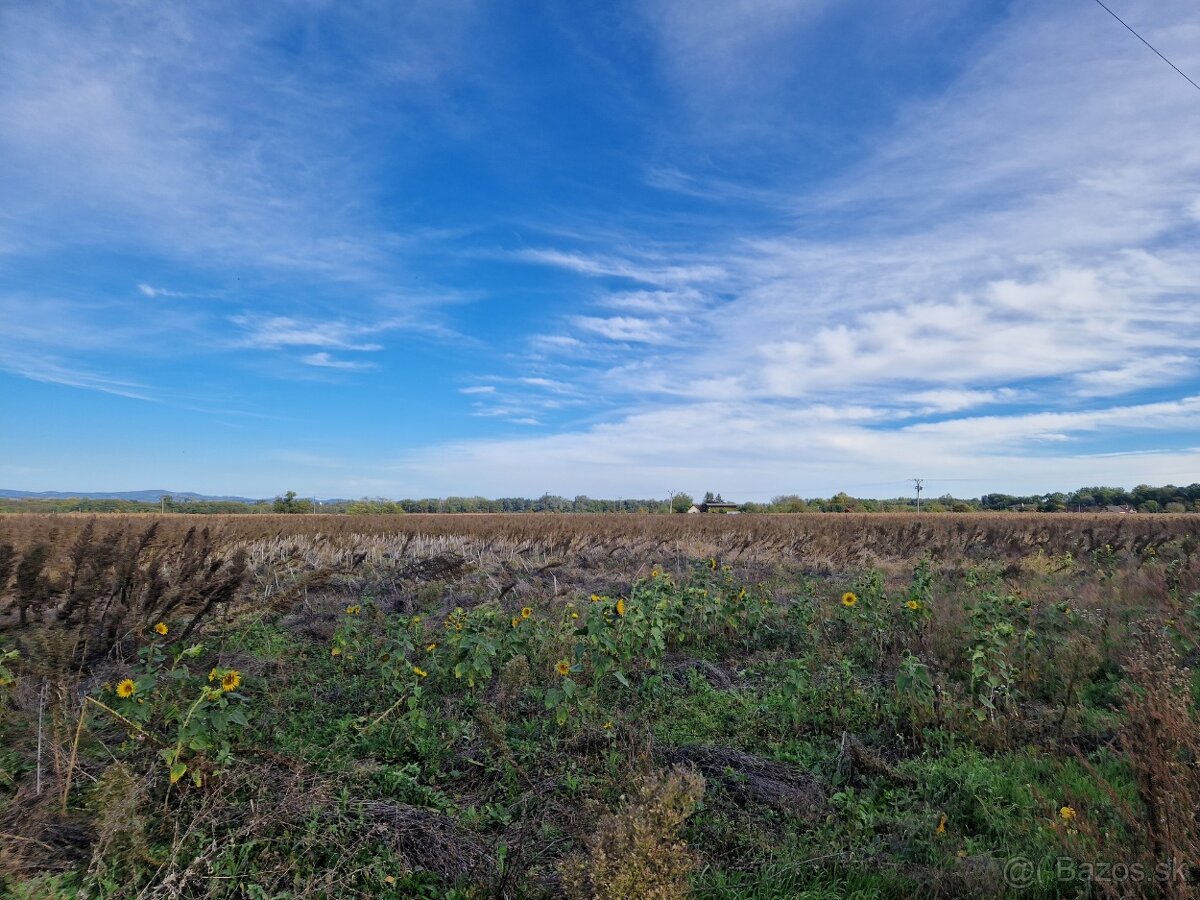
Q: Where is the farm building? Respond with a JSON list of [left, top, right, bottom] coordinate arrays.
[[687, 500, 740, 514]]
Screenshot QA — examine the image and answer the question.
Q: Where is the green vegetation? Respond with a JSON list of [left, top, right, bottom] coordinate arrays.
[[1, 515, 1198, 897], [4, 482, 1200, 515]]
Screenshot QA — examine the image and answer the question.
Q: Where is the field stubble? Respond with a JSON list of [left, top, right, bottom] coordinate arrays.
[[0, 512, 1198, 898]]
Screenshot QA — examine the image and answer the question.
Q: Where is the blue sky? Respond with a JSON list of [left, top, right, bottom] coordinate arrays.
[[2, 0, 1199, 501]]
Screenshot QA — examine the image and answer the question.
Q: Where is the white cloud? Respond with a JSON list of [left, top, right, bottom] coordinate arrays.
[[603, 288, 707, 313], [531, 334, 583, 350], [459, 385, 496, 394], [137, 283, 184, 298], [301, 352, 376, 370], [231, 315, 389, 352], [572, 315, 671, 343], [0, 349, 153, 401], [903, 388, 1023, 414], [1072, 355, 1195, 398], [432, 1, 1200, 494], [392, 395, 1200, 498], [517, 249, 725, 287], [0, 2, 478, 286], [520, 377, 572, 392]]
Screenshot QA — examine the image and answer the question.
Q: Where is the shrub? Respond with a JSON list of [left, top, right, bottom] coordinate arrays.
[[562, 766, 705, 900]]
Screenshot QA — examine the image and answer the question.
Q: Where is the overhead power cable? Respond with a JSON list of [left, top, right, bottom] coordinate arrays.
[[1091, 0, 1200, 94]]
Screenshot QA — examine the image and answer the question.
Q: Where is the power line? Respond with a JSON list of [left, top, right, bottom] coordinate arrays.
[[1091, 0, 1200, 94]]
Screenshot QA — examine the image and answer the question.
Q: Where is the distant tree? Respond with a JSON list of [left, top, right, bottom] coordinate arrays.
[[703, 491, 715, 504], [672, 492, 693, 513], [829, 491, 855, 512], [273, 491, 314, 514], [1042, 492, 1068, 512]]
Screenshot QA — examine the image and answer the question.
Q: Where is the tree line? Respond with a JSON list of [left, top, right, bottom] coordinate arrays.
[[2, 483, 1198, 515]]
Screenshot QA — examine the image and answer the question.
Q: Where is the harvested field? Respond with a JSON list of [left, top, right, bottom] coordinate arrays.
[[1, 513, 1199, 897]]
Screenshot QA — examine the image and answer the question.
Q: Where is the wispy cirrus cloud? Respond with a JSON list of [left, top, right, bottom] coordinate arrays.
[[5, 0, 1200, 498], [0, 350, 154, 401], [137, 284, 186, 299], [413, 0, 1200, 495], [301, 352, 377, 371], [230, 315, 389, 352], [517, 248, 726, 287]]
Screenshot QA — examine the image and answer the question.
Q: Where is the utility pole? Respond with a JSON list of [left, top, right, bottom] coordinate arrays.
[[667, 489, 677, 515], [160, 496, 164, 515], [913, 478, 924, 514]]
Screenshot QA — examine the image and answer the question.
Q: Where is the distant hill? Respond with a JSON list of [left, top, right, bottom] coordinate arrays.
[[0, 489, 261, 503]]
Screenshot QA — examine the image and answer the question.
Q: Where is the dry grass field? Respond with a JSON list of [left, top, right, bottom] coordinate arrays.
[[1, 512, 1198, 898]]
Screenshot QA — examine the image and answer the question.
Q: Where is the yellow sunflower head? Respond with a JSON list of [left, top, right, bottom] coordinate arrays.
[[571, 611, 580, 619], [1059, 806, 1076, 822], [616, 598, 626, 617], [520, 607, 533, 619], [590, 594, 601, 603], [221, 670, 242, 692], [426, 643, 438, 652], [555, 660, 571, 676], [841, 592, 858, 608], [511, 617, 520, 628], [346, 604, 361, 615], [906, 599, 921, 611], [412, 665, 428, 678], [116, 679, 136, 699], [154, 622, 168, 636]]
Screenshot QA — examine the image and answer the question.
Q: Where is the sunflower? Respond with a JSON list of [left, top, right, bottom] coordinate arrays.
[[590, 594, 601, 603], [412, 665, 428, 678], [345, 604, 361, 615], [555, 660, 571, 676], [426, 643, 438, 652], [1059, 806, 1076, 822], [116, 679, 136, 699], [520, 607, 533, 619], [841, 592, 859, 608], [602, 721, 613, 729], [154, 622, 168, 636], [906, 599, 921, 611], [616, 598, 626, 617], [935, 814, 947, 835], [570, 611, 580, 619], [511, 617, 521, 628], [221, 670, 242, 692]]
